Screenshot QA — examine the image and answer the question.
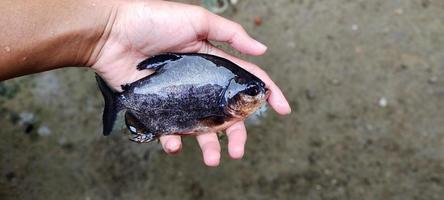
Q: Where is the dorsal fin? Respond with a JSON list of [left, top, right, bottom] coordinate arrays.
[[137, 53, 182, 71]]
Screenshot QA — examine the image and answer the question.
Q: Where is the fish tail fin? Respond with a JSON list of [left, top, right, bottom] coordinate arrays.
[[95, 74, 122, 136]]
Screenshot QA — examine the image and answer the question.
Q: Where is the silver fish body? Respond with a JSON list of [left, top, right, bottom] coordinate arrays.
[[96, 53, 269, 143]]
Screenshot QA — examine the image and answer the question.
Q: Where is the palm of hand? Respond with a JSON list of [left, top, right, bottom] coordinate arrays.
[[91, 1, 291, 167], [93, 2, 205, 89]]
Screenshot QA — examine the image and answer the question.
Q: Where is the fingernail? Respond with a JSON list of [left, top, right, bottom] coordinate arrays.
[[279, 100, 292, 115], [271, 92, 292, 115], [166, 140, 180, 152], [230, 146, 244, 159], [204, 149, 220, 167], [254, 40, 267, 51]]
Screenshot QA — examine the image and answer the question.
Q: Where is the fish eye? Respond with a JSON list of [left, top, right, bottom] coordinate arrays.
[[244, 85, 260, 96]]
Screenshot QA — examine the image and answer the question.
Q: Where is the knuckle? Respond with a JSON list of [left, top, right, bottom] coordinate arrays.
[[192, 6, 209, 18], [233, 23, 245, 32]]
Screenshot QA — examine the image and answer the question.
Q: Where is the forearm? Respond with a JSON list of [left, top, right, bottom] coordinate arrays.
[[0, 0, 119, 80]]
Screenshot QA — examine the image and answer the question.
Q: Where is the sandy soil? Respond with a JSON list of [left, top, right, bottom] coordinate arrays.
[[1, 0, 444, 199]]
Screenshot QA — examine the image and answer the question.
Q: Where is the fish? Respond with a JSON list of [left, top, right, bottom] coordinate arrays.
[[96, 53, 269, 143]]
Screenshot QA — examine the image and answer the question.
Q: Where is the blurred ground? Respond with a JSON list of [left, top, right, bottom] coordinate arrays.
[[1, 0, 444, 199]]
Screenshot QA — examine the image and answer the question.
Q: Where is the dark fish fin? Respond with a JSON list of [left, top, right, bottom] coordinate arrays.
[[125, 111, 156, 143], [121, 84, 131, 91], [200, 115, 226, 127], [137, 53, 182, 71], [95, 74, 122, 136]]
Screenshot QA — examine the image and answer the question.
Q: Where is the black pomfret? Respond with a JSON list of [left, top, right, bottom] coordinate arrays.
[[96, 53, 269, 143]]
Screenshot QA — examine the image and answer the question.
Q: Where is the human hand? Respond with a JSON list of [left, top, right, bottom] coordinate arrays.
[[90, 0, 291, 166]]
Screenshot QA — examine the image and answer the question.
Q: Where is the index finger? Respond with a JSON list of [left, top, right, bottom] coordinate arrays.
[[199, 44, 291, 115]]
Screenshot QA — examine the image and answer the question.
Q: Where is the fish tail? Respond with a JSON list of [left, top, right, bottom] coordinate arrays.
[[95, 74, 123, 136]]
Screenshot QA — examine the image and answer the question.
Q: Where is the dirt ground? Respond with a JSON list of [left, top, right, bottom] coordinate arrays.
[[1, 0, 444, 199]]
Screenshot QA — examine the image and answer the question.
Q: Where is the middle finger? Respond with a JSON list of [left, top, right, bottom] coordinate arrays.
[[196, 132, 221, 167]]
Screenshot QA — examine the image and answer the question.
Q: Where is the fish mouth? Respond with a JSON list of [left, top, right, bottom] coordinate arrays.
[[258, 87, 270, 102], [264, 88, 271, 100]]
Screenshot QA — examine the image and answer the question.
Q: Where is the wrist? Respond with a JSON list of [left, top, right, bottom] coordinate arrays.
[[48, 0, 123, 68], [82, 0, 122, 67]]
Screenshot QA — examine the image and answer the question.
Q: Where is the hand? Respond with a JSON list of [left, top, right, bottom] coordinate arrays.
[[90, 0, 291, 166]]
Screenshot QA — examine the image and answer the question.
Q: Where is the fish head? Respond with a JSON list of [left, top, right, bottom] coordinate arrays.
[[222, 75, 270, 118]]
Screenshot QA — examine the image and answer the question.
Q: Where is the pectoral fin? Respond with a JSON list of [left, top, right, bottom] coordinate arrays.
[[124, 111, 156, 143]]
